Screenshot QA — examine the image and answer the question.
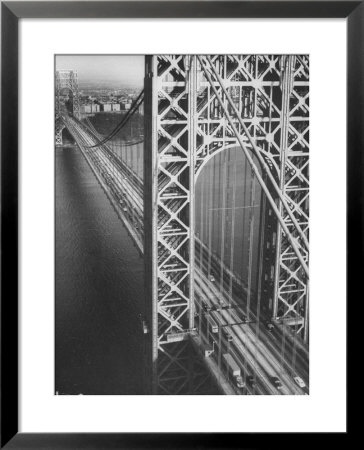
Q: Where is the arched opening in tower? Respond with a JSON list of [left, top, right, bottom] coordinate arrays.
[[194, 146, 267, 327], [59, 87, 76, 116], [61, 127, 76, 146]]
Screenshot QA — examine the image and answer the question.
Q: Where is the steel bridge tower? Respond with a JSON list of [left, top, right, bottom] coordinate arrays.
[[144, 55, 309, 394], [55, 70, 80, 146]]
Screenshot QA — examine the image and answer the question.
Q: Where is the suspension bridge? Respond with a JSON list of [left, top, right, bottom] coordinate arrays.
[[55, 55, 309, 395]]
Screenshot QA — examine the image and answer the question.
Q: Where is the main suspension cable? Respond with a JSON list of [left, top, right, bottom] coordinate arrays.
[[85, 90, 144, 148]]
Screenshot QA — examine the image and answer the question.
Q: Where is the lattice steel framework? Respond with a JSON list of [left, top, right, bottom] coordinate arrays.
[[145, 54, 309, 394], [272, 56, 309, 339], [55, 70, 80, 146], [144, 56, 196, 394]]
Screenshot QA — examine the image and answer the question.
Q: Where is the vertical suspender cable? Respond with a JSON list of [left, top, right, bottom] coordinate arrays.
[[228, 149, 237, 310], [198, 172, 205, 336], [242, 152, 249, 316], [247, 168, 256, 321]]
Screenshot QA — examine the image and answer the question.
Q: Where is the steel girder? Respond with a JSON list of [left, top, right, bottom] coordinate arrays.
[[145, 54, 309, 393]]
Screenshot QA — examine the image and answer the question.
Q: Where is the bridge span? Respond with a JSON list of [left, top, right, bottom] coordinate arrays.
[[56, 54, 309, 395]]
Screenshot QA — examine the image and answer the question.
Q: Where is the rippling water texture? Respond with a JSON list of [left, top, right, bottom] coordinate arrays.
[[55, 147, 145, 394]]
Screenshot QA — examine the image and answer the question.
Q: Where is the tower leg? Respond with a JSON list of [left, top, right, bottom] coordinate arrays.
[[144, 55, 198, 394], [55, 119, 65, 146]]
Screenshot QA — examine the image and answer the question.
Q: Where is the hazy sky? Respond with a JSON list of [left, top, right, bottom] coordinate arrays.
[[56, 55, 144, 87]]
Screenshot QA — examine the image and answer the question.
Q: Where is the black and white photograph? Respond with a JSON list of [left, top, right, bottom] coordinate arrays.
[[55, 54, 309, 396]]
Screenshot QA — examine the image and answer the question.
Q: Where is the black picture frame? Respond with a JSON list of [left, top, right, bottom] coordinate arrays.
[[1, 1, 357, 448]]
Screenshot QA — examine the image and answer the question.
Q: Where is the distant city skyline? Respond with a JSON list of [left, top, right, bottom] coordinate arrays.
[[56, 55, 144, 87]]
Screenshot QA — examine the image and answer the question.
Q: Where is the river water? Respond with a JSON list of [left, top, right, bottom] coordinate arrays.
[[55, 146, 145, 394]]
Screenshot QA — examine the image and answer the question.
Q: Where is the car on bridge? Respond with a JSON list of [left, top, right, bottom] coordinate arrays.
[[223, 353, 245, 389], [246, 375, 256, 388], [208, 316, 219, 334], [235, 375, 245, 389], [293, 376, 306, 388], [270, 376, 283, 390], [202, 301, 212, 313], [223, 329, 233, 342]]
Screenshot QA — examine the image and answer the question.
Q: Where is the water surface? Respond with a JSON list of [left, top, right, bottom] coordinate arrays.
[[55, 147, 145, 395]]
